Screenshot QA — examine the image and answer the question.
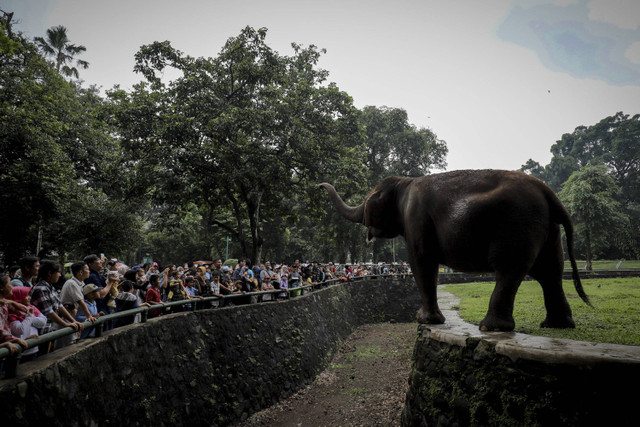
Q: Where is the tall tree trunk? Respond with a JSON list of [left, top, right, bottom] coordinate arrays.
[[247, 193, 263, 266], [227, 190, 250, 259], [241, 185, 264, 266], [585, 228, 593, 271]]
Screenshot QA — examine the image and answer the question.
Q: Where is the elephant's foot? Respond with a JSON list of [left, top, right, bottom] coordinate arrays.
[[416, 306, 445, 324], [479, 314, 515, 332], [540, 315, 575, 329]]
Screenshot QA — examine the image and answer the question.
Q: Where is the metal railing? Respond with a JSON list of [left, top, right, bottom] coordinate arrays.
[[563, 260, 640, 271], [0, 273, 407, 379]]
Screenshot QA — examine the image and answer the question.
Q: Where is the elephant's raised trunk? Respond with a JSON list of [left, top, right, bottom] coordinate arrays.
[[318, 183, 365, 224]]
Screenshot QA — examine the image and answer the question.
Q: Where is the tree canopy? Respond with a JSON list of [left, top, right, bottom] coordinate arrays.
[[522, 112, 640, 260], [0, 11, 140, 263], [7, 8, 639, 267], [34, 25, 89, 79], [2, 12, 450, 266], [559, 165, 630, 269], [108, 27, 370, 264]]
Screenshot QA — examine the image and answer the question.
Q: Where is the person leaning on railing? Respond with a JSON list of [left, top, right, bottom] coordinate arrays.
[[60, 261, 97, 326], [11, 256, 39, 288], [114, 280, 150, 328], [7, 285, 46, 362], [75, 284, 104, 339], [145, 274, 166, 317], [29, 260, 84, 352], [208, 273, 223, 308], [260, 275, 275, 302], [0, 274, 30, 361]]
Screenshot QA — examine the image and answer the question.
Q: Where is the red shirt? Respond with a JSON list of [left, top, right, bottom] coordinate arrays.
[[145, 287, 162, 317], [146, 287, 161, 304]]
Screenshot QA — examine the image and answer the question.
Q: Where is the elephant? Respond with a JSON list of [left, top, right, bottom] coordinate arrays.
[[319, 169, 591, 331]]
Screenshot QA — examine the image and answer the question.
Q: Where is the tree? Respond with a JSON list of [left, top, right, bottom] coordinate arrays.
[[109, 27, 366, 264], [0, 13, 140, 263], [34, 25, 89, 79], [356, 105, 447, 262], [0, 13, 76, 262], [522, 112, 640, 258], [519, 159, 546, 181], [559, 165, 630, 269], [360, 106, 447, 181]]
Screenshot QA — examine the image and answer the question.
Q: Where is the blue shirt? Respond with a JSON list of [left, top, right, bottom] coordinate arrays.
[[75, 299, 98, 322]]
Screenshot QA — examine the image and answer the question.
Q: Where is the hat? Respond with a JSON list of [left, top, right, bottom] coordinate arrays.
[[222, 266, 231, 272], [83, 284, 100, 296]]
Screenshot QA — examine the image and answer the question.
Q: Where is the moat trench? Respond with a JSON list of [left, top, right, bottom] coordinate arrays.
[[236, 322, 417, 427]]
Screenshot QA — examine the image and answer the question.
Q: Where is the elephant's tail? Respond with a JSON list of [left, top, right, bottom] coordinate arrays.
[[551, 193, 593, 307], [563, 219, 593, 307]]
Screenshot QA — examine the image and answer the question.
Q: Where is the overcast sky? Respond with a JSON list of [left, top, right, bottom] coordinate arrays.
[[5, 0, 640, 172]]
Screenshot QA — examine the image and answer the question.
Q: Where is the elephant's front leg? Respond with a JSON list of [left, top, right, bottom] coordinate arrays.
[[410, 257, 445, 324]]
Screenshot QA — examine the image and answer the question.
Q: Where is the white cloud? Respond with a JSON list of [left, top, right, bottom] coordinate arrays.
[[496, 0, 640, 86], [626, 41, 640, 65]]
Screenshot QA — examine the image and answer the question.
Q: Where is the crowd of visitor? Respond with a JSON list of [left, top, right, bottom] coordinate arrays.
[[0, 254, 410, 374]]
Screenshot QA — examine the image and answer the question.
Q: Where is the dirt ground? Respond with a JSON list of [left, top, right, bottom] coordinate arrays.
[[237, 322, 417, 427]]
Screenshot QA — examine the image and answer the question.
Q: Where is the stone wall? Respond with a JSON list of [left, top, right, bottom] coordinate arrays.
[[0, 278, 420, 426], [401, 290, 640, 426], [3, 276, 639, 427]]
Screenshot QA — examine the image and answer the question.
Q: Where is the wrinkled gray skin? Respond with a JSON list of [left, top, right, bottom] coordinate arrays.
[[320, 170, 590, 331]]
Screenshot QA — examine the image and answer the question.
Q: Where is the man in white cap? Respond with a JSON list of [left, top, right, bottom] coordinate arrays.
[[60, 261, 97, 325]]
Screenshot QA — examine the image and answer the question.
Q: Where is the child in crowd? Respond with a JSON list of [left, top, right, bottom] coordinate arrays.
[[145, 274, 165, 317], [75, 284, 104, 339], [229, 280, 249, 306], [218, 268, 233, 296], [277, 273, 288, 300], [0, 274, 29, 357], [114, 280, 150, 328], [166, 269, 187, 312], [261, 275, 275, 302], [194, 267, 209, 297], [106, 270, 120, 312], [183, 276, 204, 310], [184, 276, 198, 298], [209, 272, 223, 307], [8, 286, 46, 361]]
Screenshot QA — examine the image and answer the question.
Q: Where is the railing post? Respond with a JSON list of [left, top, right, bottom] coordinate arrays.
[[3, 347, 22, 379]]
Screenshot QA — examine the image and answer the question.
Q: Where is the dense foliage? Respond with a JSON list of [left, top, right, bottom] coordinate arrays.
[[0, 13, 446, 266], [521, 112, 640, 264], [2, 9, 637, 267], [0, 12, 141, 263]]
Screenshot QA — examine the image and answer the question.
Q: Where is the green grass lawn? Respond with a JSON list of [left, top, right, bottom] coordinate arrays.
[[443, 277, 640, 346]]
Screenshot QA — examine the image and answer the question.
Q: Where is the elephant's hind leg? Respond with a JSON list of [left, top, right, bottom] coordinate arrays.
[[529, 239, 575, 329], [479, 270, 525, 332]]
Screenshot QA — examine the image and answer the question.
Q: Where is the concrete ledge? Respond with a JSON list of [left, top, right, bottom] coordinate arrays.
[[402, 288, 640, 426], [432, 290, 640, 365]]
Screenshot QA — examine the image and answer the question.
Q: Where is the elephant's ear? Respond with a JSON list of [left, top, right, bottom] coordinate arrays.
[[364, 187, 394, 228]]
